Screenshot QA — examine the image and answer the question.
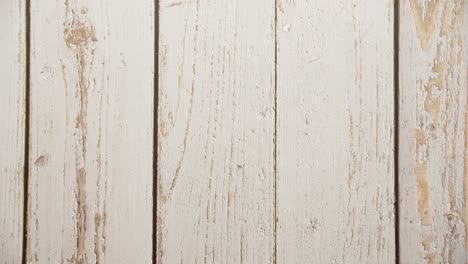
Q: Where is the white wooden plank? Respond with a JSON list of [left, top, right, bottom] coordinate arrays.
[[27, 0, 154, 263], [157, 0, 275, 262], [0, 0, 26, 262], [399, 0, 468, 262], [276, 1, 395, 263]]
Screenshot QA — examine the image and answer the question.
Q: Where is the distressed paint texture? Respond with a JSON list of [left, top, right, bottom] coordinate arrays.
[[27, 0, 154, 263], [0, 0, 26, 263], [157, 0, 276, 263], [399, 0, 468, 263], [1, 0, 466, 262], [276, 0, 395, 263]]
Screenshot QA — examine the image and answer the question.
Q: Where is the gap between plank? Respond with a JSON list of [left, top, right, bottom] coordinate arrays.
[[22, 0, 31, 262], [273, 0, 279, 263], [393, 0, 400, 263], [273, 0, 278, 263], [152, 0, 160, 263]]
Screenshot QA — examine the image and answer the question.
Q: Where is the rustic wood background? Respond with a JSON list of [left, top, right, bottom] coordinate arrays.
[[1, 0, 467, 263]]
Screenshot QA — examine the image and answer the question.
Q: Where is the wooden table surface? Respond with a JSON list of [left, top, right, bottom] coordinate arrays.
[[1, 0, 467, 263]]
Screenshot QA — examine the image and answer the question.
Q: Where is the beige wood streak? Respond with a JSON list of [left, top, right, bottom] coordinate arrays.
[[27, 0, 154, 263], [0, 0, 26, 263], [399, 0, 468, 263], [276, 0, 395, 263], [157, 0, 275, 263]]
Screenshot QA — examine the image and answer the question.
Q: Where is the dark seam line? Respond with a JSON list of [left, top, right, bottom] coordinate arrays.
[[273, 0, 278, 263], [393, 0, 400, 263], [152, 0, 160, 263], [22, 0, 31, 262]]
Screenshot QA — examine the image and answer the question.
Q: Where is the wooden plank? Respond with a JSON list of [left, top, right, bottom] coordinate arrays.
[[27, 0, 154, 262], [399, 0, 468, 262], [157, 0, 275, 262], [276, 1, 395, 263], [0, 0, 26, 262]]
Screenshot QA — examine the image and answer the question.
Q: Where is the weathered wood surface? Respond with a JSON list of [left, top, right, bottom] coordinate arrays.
[[0, 0, 26, 263], [276, 0, 395, 263], [157, 0, 276, 263], [399, 0, 468, 263], [2, 0, 468, 262], [27, 0, 154, 263]]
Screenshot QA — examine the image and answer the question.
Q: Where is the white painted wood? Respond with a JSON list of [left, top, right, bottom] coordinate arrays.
[[157, 0, 275, 263], [276, 1, 395, 263], [399, 0, 468, 263], [0, 0, 26, 263], [27, 0, 154, 263]]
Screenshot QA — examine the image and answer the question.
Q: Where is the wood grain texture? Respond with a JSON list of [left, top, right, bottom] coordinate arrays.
[[0, 0, 26, 263], [399, 0, 468, 263], [27, 0, 154, 263], [276, 0, 395, 263], [157, 0, 275, 263]]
